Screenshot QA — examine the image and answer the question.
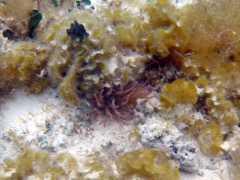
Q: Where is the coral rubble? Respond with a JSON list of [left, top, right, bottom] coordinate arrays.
[[139, 117, 198, 173]]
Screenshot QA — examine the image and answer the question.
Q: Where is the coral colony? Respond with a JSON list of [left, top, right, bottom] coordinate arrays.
[[1, 0, 240, 179]]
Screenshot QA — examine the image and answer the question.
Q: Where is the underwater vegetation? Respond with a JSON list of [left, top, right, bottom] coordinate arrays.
[[160, 78, 198, 109], [0, 149, 83, 179], [0, 41, 50, 94], [41, 8, 124, 105], [0, 0, 43, 39], [0, 148, 179, 180], [197, 122, 223, 156], [67, 20, 89, 42], [0, 0, 34, 39], [115, 149, 179, 180], [0, 0, 180, 102]]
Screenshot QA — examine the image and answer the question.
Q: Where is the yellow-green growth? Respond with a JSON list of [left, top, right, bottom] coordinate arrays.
[[0, 150, 83, 179], [206, 98, 239, 127], [160, 79, 198, 108], [42, 10, 122, 104], [115, 149, 179, 180], [0, 42, 50, 94], [83, 155, 115, 180], [0, 149, 48, 179], [189, 119, 204, 137], [198, 122, 223, 156], [0, 0, 34, 38]]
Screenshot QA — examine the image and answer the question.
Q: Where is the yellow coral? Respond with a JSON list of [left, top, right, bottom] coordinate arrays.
[[160, 79, 198, 108], [115, 149, 179, 180]]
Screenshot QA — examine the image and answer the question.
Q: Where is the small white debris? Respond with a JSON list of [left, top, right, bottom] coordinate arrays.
[[66, 121, 75, 136]]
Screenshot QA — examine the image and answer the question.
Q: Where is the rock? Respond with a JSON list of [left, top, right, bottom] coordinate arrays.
[[139, 118, 199, 173]]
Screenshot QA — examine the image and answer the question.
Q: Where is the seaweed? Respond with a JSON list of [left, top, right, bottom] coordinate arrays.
[[51, 0, 59, 7], [66, 20, 89, 42], [115, 149, 180, 180], [28, 10, 42, 38], [160, 79, 198, 108], [2, 29, 17, 40]]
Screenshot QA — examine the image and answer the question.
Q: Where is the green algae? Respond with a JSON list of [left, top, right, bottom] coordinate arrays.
[[115, 149, 180, 180], [0, 148, 180, 180]]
